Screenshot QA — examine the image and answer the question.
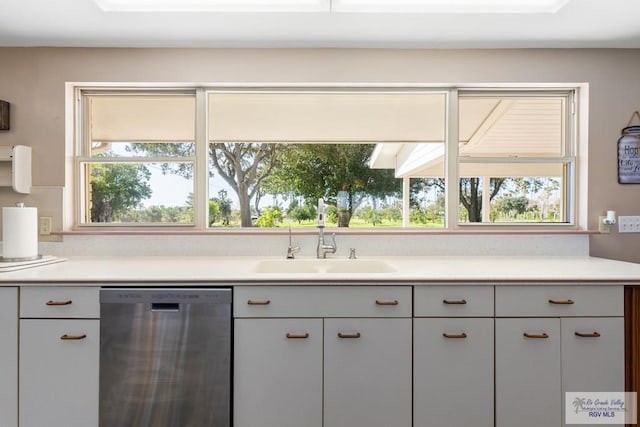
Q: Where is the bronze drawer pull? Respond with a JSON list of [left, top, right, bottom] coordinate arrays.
[[575, 331, 601, 338], [60, 334, 87, 340], [443, 299, 467, 305], [523, 332, 549, 339], [46, 300, 72, 306], [247, 299, 271, 305], [548, 299, 574, 305], [286, 333, 309, 339], [375, 299, 399, 306], [443, 332, 467, 339], [338, 332, 361, 339]]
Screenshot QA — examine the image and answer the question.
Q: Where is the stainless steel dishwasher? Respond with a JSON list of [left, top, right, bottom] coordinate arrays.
[[99, 288, 232, 427]]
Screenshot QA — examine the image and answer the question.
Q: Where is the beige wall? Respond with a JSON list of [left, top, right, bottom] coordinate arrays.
[[0, 47, 638, 261]]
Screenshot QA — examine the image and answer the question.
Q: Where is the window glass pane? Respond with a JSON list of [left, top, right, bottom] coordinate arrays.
[[458, 163, 565, 223], [207, 142, 403, 228], [409, 178, 445, 228], [459, 96, 565, 158], [82, 161, 194, 224]]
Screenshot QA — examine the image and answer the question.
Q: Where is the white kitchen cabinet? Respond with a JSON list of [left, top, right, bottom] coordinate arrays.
[[496, 318, 562, 427], [234, 285, 412, 427], [234, 318, 323, 427], [495, 285, 625, 427], [0, 287, 18, 427], [19, 286, 100, 427], [324, 318, 412, 427], [19, 319, 100, 427], [414, 317, 494, 427], [561, 317, 625, 427]]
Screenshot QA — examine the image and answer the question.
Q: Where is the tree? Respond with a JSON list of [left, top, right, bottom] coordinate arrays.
[[209, 189, 232, 226], [256, 207, 283, 228], [210, 143, 282, 227], [459, 178, 506, 222], [90, 163, 152, 222], [287, 199, 317, 224], [129, 142, 281, 227], [263, 144, 401, 227]]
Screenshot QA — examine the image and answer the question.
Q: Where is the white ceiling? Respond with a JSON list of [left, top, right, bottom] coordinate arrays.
[[1, 0, 639, 48]]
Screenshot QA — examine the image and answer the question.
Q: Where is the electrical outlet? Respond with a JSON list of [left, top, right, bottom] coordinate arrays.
[[598, 216, 610, 233], [39, 216, 52, 235], [618, 216, 640, 233]]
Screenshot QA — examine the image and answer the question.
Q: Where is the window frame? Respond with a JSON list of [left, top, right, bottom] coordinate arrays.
[[76, 88, 200, 227], [453, 89, 577, 227], [72, 84, 581, 231]]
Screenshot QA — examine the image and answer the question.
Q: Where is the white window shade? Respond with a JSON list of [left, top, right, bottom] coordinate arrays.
[[208, 92, 446, 142], [90, 95, 196, 142]]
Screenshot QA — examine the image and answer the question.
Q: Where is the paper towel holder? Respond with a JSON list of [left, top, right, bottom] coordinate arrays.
[[0, 145, 31, 194]]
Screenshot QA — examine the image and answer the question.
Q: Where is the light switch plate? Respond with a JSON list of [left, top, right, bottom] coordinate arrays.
[[619, 216, 640, 233]]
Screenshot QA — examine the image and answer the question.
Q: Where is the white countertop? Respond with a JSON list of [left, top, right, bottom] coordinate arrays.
[[0, 255, 639, 284]]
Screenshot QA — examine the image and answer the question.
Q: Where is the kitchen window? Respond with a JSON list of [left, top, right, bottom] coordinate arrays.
[[74, 86, 577, 229], [77, 91, 197, 225], [455, 91, 574, 225]]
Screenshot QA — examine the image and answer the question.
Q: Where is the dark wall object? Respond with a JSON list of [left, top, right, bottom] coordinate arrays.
[[0, 101, 9, 130]]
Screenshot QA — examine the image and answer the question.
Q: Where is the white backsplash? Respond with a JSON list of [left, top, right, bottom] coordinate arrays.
[[36, 233, 589, 258]]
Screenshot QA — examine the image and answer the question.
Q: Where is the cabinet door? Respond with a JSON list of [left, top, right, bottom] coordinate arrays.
[[19, 319, 99, 427], [414, 318, 494, 427], [234, 318, 323, 427], [0, 288, 17, 427], [496, 318, 561, 427], [324, 318, 412, 427], [561, 317, 624, 427]]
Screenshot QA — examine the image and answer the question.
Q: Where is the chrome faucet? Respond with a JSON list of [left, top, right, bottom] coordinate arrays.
[[286, 226, 301, 259], [317, 226, 337, 259], [316, 198, 337, 259]]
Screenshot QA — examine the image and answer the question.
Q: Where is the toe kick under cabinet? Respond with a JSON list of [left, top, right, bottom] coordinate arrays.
[[19, 286, 100, 427], [233, 285, 412, 427]]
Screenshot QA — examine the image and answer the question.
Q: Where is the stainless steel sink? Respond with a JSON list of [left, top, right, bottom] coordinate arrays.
[[251, 259, 396, 274]]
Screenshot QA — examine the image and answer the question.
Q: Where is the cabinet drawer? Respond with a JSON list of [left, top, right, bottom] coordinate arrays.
[[414, 285, 494, 317], [20, 287, 100, 319], [495, 285, 623, 317], [234, 286, 412, 318]]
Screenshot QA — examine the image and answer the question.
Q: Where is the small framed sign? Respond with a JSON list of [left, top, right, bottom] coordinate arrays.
[[618, 111, 640, 184], [0, 100, 9, 131]]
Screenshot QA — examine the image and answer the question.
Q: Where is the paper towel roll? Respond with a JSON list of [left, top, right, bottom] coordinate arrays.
[[2, 205, 38, 260]]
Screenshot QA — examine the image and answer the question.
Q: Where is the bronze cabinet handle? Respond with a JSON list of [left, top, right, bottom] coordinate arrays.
[[443, 299, 467, 305], [548, 299, 574, 305], [442, 332, 467, 339], [247, 299, 271, 305], [60, 334, 87, 340], [523, 332, 549, 339], [338, 332, 361, 339], [375, 299, 399, 306], [575, 331, 601, 338], [46, 300, 72, 306], [286, 333, 309, 339]]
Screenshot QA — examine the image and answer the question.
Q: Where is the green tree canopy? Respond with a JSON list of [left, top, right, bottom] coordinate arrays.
[[263, 144, 401, 227], [90, 163, 152, 222]]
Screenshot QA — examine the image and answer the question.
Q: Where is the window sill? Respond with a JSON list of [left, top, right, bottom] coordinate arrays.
[[55, 228, 597, 236]]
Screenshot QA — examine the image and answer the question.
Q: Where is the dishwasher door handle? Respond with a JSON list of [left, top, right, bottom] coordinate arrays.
[[151, 303, 180, 311]]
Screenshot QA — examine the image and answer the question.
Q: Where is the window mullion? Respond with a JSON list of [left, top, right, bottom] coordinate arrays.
[[195, 87, 208, 230], [445, 88, 460, 230]]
